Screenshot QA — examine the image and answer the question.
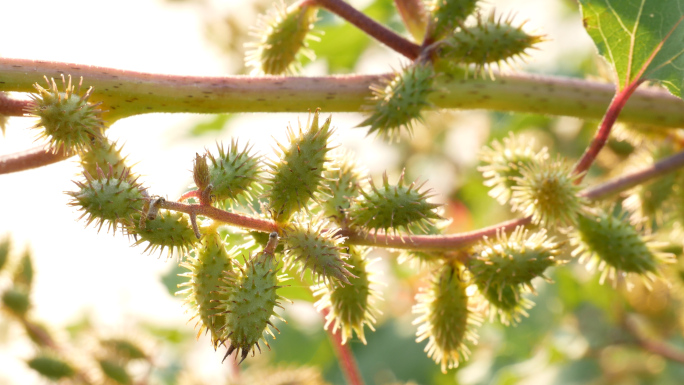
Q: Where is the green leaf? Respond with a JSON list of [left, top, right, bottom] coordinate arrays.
[[580, 0, 684, 96], [188, 114, 233, 136]]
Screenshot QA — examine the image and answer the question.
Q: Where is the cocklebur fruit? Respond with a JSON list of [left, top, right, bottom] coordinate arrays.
[[510, 156, 585, 228], [264, 111, 334, 224], [425, 0, 480, 40], [131, 210, 199, 257], [359, 63, 435, 141], [316, 151, 365, 226], [99, 359, 131, 385], [413, 263, 481, 373], [439, 13, 544, 76], [572, 208, 675, 287], [313, 246, 382, 344], [246, 0, 318, 75], [100, 338, 148, 362], [218, 233, 288, 363], [469, 227, 560, 324], [2, 287, 30, 316], [178, 229, 233, 348], [26, 75, 105, 153], [79, 137, 128, 180], [68, 166, 145, 234], [349, 170, 442, 235], [478, 132, 549, 205], [283, 219, 354, 285], [27, 354, 76, 381], [207, 140, 261, 205], [477, 283, 533, 325]]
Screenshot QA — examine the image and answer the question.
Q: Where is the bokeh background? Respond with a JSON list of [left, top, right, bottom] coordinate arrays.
[[2, 0, 683, 384]]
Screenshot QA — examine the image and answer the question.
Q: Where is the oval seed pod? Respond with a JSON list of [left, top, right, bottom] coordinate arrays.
[[68, 166, 146, 234], [426, 0, 480, 40], [130, 210, 199, 258], [316, 150, 365, 226], [264, 111, 334, 224], [439, 12, 545, 76], [218, 233, 289, 363], [359, 63, 435, 141], [79, 137, 128, 180], [478, 132, 549, 205], [349, 170, 442, 235], [99, 359, 132, 385], [178, 230, 233, 348], [207, 140, 262, 205], [27, 354, 76, 381], [510, 156, 586, 228], [469, 227, 559, 324], [313, 246, 383, 344], [246, 0, 318, 75], [283, 219, 354, 285], [26, 75, 105, 153], [413, 263, 481, 373], [572, 208, 675, 287]]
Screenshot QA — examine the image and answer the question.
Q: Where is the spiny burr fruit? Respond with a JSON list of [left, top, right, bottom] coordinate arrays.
[[510, 156, 585, 228], [26, 75, 105, 153], [469, 227, 560, 324], [207, 140, 261, 205], [264, 110, 334, 224], [27, 354, 76, 381], [572, 208, 675, 287], [131, 209, 199, 257], [218, 232, 288, 364], [349, 170, 442, 235], [413, 263, 481, 373], [440, 12, 544, 76], [478, 132, 549, 205], [246, 0, 318, 75], [313, 246, 382, 344], [283, 219, 354, 285], [68, 165, 145, 234], [79, 137, 128, 180], [316, 151, 365, 226], [425, 0, 480, 40], [178, 229, 233, 348], [359, 63, 435, 141], [98, 359, 131, 385]]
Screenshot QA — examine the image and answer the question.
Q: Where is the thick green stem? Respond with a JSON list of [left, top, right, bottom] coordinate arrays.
[[0, 58, 683, 128]]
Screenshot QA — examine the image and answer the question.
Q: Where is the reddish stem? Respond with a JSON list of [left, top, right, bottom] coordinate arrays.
[[0, 93, 29, 117], [573, 80, 643, 181], [179, 189, 200, 202], [313, 0, 421, 60], [624, 315, 684, 364], [0, 146, 72, 175], [160, 200, 278, 233], [321, 308, 365, 385]]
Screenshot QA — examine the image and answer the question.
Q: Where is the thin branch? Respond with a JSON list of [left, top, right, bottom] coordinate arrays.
[[581, 149, 684, 200], [312, 0, 420, 60], [623, 314, 684, 365], [0, 92, 29, 117], [0, 146, 72, 175], [0, 58, 683, 129], [321, 308, 364, 385], [156, 149, 684, 253], [573, 80, 643, 179]]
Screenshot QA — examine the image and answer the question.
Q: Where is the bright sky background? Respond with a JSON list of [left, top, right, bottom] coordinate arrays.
[[0, 0, 594, 383]]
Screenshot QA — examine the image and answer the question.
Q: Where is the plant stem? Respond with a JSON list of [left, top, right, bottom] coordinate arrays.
[[321, 308, 365, 385], [0, 146, 71, 174], [580, 149, 684, 200], [393, 0, 427, 42], [0, 58, 683, 128], [0, 92, 28, 116], [573, 80, 643, 180], [312, 0, 420, 60], [155, 148, 684, 253], [623, 314, 684, 365]]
